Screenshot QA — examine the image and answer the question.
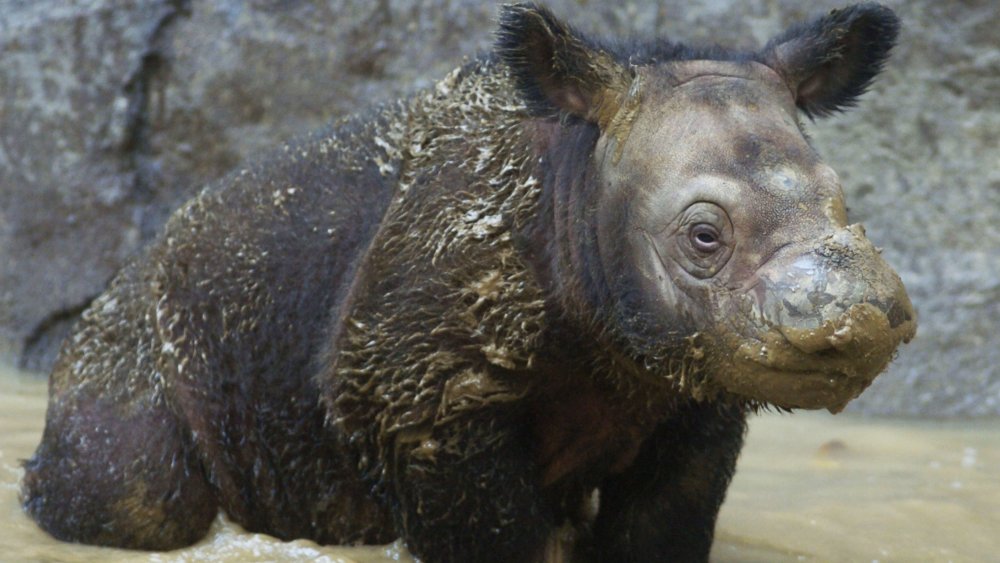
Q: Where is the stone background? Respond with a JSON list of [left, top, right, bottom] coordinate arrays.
[[1, 0, 997, 416]]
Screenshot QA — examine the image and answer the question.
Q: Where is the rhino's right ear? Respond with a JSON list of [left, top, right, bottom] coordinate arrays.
[[496, 3, 632, 127]]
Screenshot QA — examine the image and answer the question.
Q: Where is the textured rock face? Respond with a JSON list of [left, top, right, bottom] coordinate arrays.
[[1, 0, 996, 416]]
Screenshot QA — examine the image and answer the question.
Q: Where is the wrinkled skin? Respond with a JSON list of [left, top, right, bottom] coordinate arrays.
[[22, 3, 914, 563]]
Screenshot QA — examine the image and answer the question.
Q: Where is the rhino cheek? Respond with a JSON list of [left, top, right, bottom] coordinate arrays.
[[636, 228, 722, 331]]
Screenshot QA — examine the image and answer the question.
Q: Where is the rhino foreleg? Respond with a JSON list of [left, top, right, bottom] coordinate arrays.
[[386, 410, 555, 563], [587, 402, 747, 562]]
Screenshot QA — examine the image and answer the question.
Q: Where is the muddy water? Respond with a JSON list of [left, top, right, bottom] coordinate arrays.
[[1, 364, 997, 562]]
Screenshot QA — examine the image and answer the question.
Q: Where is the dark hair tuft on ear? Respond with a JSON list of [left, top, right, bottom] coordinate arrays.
[[762, 3, 900, 119], [495, 3, 573, 116], [495, 2, 633, 122]]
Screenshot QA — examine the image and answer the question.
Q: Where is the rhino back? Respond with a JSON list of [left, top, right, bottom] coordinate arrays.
[[153, 104, 406, 395], [59, 103, 406, 541]]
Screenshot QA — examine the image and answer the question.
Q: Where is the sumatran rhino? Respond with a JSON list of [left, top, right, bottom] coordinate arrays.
[[22, 3, 915, 562]]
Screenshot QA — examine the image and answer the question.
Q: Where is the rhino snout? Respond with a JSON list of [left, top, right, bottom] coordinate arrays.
[[757, 224, 915, 340], [727, 224, 917, 410]]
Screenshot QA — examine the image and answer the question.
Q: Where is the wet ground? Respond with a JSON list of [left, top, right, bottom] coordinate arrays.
[[1, 364, 997, 562]]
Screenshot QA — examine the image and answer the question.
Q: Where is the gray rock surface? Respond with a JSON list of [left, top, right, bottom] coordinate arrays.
[[1, 0, 996, 416]]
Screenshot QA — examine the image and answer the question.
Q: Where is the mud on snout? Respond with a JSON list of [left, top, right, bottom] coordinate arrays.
[[709, 225, 916, 413]]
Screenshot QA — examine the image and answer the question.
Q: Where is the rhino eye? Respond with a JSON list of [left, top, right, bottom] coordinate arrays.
[[663, 201, 733, 280], [690, 224, 721, 253]]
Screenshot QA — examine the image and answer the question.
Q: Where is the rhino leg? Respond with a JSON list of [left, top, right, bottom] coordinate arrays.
[[587, 402, 747, 562], [21, 380, 216, 549], [387, 411, 555, 563]]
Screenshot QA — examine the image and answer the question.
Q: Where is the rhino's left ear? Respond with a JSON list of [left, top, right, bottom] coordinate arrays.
[[761, 3, 900, 118], [496, 3, 633, 127]]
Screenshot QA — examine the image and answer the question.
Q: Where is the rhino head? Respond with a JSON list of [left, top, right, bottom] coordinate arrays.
[[499, 3, 916, 412]]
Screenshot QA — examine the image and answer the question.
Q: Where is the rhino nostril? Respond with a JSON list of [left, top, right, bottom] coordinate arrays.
[[776, 302, 891, 356], [881, 299, 912, 329]]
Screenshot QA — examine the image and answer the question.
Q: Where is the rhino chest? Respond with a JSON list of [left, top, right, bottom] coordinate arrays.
[[530, 382, 656, 487]]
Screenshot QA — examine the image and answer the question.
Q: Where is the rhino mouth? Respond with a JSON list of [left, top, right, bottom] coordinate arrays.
[[726, 352, 865, 413], [718, 302, 916, 413]]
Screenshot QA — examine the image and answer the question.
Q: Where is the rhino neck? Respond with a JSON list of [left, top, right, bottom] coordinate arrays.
[[519, 119, 608, 324], [514, 117, 696, 403]]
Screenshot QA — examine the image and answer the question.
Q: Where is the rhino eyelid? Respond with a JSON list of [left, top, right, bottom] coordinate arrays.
[[647, 220, 682, 237]]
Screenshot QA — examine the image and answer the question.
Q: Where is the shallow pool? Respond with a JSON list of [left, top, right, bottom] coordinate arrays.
[[1, 364, 996, 562]]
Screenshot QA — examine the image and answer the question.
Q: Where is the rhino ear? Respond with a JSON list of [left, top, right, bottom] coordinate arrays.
[[761, 3, 900, 119], [496, 3, 632, 126]]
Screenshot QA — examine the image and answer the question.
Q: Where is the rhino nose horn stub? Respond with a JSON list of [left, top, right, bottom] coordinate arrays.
[[754, 225, 917, 357]]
